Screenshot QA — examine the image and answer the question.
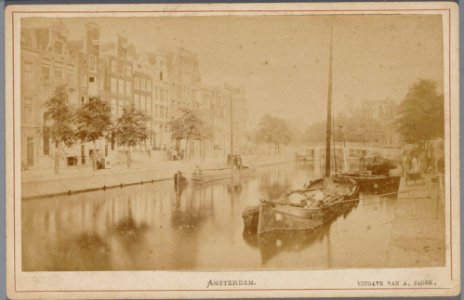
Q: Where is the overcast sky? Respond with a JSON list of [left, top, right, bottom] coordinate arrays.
[[24, 15, 444, 127]]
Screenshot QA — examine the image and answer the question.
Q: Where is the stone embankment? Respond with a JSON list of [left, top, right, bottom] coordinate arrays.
[[21, 155, 292, 199]]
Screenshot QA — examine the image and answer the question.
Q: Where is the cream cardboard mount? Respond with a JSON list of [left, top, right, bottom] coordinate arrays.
[[4, 2, 460, 299]]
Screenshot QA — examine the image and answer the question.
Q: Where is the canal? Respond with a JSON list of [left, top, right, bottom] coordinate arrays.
[[22, 162, 403, 271]]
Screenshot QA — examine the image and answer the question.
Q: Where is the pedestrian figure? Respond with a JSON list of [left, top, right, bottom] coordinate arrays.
[[402, 151, 409, 178]]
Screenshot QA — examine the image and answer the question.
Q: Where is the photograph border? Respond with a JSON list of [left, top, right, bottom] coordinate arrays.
[[5, 2, 460, 298]]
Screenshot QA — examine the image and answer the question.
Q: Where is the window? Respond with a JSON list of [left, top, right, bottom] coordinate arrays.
[[134, 94, 140, 109], [66, 64, 74, 84], [141, 78, 146, 91], [118, 101, 124, 117], [54, 41, 62, 54], [126, 64, 132, 76], [134, 77, 140, 89], [141, 95, 147, 112], [23, 62, 33, 88], [118, 79, 124, 95], [55, 69, 62, 80], [154, 87, 158, 101], [110, 98, 117, 114], [24, 97, 32, 122], [41, 66, 50, 81], [88, 56, 97, 72], [111, 61, 117, 73], [89, 76, 95, 83], [177, 85, 181, 99], [160, 72, 163, 81], [118, 61, 124, 74], [160, 89, 164, 102], [125, 81, 131, 96], [147, 80, 152, 92], [111, 78, 117, 93]]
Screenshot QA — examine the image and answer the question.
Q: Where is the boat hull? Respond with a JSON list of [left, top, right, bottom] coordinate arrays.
[[251, 177, 360, 234], [190, 167, 255, 183], [336, 174, 401, 194]]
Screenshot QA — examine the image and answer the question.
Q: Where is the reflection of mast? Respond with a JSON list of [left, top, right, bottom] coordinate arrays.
[[325, 21, 334, 177], [326, 229, 332, 268], [230, 95, 234, 155]]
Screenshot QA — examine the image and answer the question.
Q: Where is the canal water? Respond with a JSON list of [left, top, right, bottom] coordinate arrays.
[[22, 162, 400, 271]]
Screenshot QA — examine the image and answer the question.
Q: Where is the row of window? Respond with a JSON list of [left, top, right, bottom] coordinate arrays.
[[134, 77, 152, 92], [109, 97, 170, 119], [110, 77, 132, 96], [110, 60, 132, 76]]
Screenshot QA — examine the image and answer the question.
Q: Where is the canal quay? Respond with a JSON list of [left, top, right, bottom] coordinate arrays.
[[21, 161, 445, 271]]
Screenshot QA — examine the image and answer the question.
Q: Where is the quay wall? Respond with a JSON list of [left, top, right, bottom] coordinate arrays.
[[21, 156, 291, 199]]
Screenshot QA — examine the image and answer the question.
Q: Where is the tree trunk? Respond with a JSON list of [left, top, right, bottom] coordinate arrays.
[[201, 141, 205, 161], [54, 142, 61, 175], [92, 141, 97, 171], [126, 149, 132, 168]]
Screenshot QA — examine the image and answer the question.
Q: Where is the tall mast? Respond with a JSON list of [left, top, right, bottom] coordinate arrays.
[[325, 21, 334, 177]]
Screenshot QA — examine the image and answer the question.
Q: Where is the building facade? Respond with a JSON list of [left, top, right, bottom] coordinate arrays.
[[20, 21, 78, 169], [20, 22, 249, 170]]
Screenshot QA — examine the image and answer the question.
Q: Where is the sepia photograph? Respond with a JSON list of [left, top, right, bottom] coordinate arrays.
[[5, 2, 460, 299]]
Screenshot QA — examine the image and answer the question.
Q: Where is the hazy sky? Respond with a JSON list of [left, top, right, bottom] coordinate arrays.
[[24, 15, 444, 127]]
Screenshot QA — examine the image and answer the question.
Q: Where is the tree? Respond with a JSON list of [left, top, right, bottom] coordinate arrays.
[[397, 79, 444, 144], [303, 113, 385, 145], [113, 106, 150, 168], [75, 98, 112, 170], [252, 114, 292, 153], [43, 85, 76, 174], [168, 108, 213, 159]]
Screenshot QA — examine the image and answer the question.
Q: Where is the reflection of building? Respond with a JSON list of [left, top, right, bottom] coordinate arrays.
[[20, 21, 78, 169]]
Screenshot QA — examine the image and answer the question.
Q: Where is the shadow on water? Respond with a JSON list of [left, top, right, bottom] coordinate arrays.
[[22, 162, 426, 271], [243, 200, 359, 265]]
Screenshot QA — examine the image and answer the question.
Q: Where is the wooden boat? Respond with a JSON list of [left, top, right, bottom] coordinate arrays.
[[257, 177, 359, 234], [190, 165, 255, 182], [243, 198, 359, 264], [242, 177, 359, 234], [335, 173, 401, 195], [242, 24, 360, 235]]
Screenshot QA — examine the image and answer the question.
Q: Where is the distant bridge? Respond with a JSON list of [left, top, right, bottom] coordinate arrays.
[[295, 142, 402, 163]]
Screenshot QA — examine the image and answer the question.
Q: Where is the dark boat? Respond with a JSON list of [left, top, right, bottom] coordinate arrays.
[[335, 173, 401, 195], [243, 199, 358, 264], [256, 177, 359, 234]]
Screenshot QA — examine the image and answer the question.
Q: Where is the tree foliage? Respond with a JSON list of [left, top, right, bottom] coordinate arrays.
[[75, 97, 112, 144], [397, 79, 444, 144], [252, 114, 292, 152], [168, 108, 213, 142], [43, 84, 75, 147], [113, 106, 150, 147], [303, 113, 385, 144]]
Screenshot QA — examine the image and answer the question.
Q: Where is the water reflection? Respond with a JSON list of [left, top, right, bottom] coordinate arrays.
[[244, 200, 359, 265], [22, 163, 409, 271]]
